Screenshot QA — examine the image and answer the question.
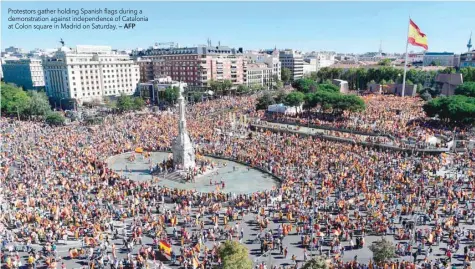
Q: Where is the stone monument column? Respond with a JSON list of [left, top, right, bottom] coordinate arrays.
[[172, 83, 196, 171]]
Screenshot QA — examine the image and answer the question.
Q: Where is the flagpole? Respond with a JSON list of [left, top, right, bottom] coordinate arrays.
[[401, 17, 411, 97]]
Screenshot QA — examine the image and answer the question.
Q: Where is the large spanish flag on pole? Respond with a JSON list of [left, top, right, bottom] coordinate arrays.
[[401, 18, 428, 97], [408, 19, 428, 50]]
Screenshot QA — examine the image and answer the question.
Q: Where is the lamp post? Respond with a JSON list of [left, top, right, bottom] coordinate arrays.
[[59, 98, 66, 111]]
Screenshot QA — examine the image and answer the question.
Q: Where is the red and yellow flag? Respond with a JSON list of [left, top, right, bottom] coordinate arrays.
[[192, 256, 200, 269], [159, 240, 171, 256], [408, 19, 428, 50]]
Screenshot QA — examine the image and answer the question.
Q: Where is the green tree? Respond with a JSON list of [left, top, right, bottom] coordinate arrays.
[[191, 92, 202, 103], [283, 91, 305, 108], [116, 94, 135, 112], [251, 84, 265, 93], [455, 82, 475, 97], [164, 86, 180, 104], [133, 97, 145, 110], [378, 59, 392, 66], [460, 67, 475, 82], [1, 82, 31, 119], [368, 238, 397, 264], [274, 90, 287, 104], [420, 91, 432, 101], [222, 80, 233, 95], [308, 72, 319, 81], [237, 85, 250, 95], [45, 111, 65, 126], [256, 92, 276, 110], [423, 95, 475, 123], [317, 83, 340, 93], [281, 68, 292, 84], [416, 83, 423, 93], [209, 80, 223, 96], [292, 79, 318, 93], [218, 240, 252, 269], [26, 91, 52, 116], [104, 96, 117, 109], [273, 74, 284, 90], [441, 67, 456, 74], [301, 256, 329, 269]]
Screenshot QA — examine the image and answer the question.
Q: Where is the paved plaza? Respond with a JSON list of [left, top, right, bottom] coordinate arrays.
[[106, 152, 279, 194]]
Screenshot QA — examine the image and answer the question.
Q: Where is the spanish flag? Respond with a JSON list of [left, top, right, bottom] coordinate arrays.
[[192, 256, 200, 269], [408, 19, 428, 50], [193, 242, 201, 253], [158, 240, 171, 256]]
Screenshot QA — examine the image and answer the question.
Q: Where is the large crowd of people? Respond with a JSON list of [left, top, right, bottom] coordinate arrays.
[[1, 93, 474, 269], [263, 95, 472, 149]]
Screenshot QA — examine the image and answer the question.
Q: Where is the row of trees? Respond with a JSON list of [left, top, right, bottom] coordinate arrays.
[[309, 66, 475, 92], [423, 82, 475, 123], [218, 238, 397, 269], [115, 94, 146, 112], [1, 82, 65, 125], [256, 80, 366, 115]]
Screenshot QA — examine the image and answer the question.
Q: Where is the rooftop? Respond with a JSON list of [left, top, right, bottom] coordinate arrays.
[[424, 52, 455, 56]]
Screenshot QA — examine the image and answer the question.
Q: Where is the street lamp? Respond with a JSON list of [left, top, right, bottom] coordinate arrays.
[[59, 97, 66, 111]]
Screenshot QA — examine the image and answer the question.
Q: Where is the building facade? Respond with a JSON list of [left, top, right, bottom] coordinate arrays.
[[244, 50, 281, 81], [42, 45, 140, 104], [136, 58, 154, 82], [460, 50, 475, 67], [246, 63, 273, 89], [303, 59, 317, 75], [406, 52, 424, 64], [2, 58, 45, 90], [422, 52, 456, 67], [138, 76, 186, 105], [244, 51, 280, 89], [279, 49, 303, 81], [134, 45, 247, 87]]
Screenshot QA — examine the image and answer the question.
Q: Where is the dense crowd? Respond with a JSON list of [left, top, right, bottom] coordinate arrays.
[[263, 95, 472, 149], [1, 94, 474, 269]]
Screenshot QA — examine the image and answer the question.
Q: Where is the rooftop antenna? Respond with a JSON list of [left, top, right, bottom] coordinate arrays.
[[60, 38, 65, 47], [218, 41, 221, 46], [379, 39, 383, 56], [468, 32, 472, 52]]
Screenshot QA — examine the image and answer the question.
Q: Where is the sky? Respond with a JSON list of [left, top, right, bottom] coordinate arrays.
[[2, 1, 474, 54]]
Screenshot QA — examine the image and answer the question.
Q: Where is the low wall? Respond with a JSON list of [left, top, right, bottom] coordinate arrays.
[[251, 124, 449, 155], [261, 118, 393, 139]]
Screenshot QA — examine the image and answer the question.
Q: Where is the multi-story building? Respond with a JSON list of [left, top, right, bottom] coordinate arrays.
[[136, 57, 154, 82], [246, 63, 273, 89], [422, 52, 456, 66], [42, 45, 140, 104], [2, 46, 25, 58], [138, 76, 186, 105], [244, 50, 281, 89], [303, 58, 317, 75], [134, 45, 247, 87], [407, 52, 424, 64], [460, 50, 475, 67], [245, 50, 281, 81], [279, 49, 303, 81], [2, 58, 45, 90]]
